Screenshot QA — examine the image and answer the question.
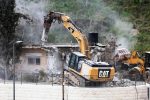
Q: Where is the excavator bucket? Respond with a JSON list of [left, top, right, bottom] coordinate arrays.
[[41, 15, 53, 42], [41, 11, 64, 43]]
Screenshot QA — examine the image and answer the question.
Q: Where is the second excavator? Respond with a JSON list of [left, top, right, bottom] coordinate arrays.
[[115, 48, 150, 81], [41, 11, 115, 86]]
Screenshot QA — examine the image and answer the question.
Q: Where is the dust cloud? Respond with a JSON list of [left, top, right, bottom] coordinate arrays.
[[47, 47, 62, 74], [76, 0, 136, 50], [15, 0, 49, 44]]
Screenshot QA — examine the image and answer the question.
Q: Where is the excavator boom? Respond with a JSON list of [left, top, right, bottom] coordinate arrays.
[[41, 11, 90, 58]]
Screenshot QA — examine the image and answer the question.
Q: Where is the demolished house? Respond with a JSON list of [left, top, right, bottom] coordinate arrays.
[[15, 44, 79, 75]]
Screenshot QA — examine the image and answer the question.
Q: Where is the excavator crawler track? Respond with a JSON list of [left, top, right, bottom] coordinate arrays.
[[64, 70, 86, 87], [64, 70, 104, 87]]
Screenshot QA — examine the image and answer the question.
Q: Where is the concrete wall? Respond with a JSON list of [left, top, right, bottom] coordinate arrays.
[[0, 83, 148, 100]]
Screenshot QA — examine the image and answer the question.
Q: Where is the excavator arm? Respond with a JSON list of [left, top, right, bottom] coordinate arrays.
[[41, 11, 90, 58]]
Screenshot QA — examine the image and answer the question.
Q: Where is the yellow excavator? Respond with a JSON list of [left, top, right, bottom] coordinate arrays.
[[41, 11, 115, 86], [128, 51, 150, 81], [115, 49, 150, 81]]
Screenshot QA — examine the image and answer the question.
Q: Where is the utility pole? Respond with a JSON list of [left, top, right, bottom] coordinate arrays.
[[61, 53, 65, 100], [13, 41, 23, 100], [13, 42, 15, 100]]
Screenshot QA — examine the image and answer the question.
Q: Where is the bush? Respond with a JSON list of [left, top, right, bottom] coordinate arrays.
[[22, 73, 38, 82]]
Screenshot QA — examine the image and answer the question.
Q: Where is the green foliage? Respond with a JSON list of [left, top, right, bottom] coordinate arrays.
[[47, 0, 103, 19], [46, 0, 113, 43], [51, 0, 78, 12], [47, 28, 76, 43], [108, 0, 150, 51], [38, 70, 47, 81], [48, 33, 56, 43], [46, 0, 150, 51], [0, 0, 21, 65], [22, 74, 37, 82], [135, 32, 150, 51]]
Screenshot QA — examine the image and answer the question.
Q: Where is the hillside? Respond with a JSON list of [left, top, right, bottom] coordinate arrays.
[[107, 0, 150, 51], [47, 0, 150, 51]]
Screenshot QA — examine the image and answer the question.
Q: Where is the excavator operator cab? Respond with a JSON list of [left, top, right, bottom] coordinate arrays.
[[68, 52, 87, 72], [145, 52, 150, 69]]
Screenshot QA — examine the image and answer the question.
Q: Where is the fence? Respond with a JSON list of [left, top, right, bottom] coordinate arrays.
[[0, 71, 147, 87]]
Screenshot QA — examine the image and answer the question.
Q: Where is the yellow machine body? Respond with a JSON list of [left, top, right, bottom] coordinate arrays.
[[127, 51, 145, 74]]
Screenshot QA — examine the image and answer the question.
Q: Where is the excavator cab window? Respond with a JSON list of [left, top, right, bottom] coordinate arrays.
[[68, 52, 86, 72], [69, 53, 76, 69], [145, 52, 150, 68]]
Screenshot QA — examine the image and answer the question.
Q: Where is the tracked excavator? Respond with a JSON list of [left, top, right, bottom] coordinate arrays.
[[41, 11, 115, 86], [115, 49, 150, 81]]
